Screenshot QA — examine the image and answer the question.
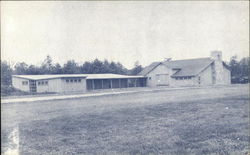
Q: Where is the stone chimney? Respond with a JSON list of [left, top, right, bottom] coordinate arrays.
[[210, 51, 224, 84], [211, 51, 222, 61]]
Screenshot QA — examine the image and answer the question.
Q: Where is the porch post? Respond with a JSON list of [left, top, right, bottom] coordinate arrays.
[[110, 79, 113, 89], [92, 79, 95, 90], [119, 79, 121, 88], [101, 79, 104, 89]]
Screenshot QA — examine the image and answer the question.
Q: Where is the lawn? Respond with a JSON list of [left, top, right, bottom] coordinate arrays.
[[1, 85, 249, 155]]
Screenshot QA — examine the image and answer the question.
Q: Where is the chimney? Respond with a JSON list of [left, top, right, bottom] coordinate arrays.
[[211, 50, 224, 85], [210, 51, 222, 61]]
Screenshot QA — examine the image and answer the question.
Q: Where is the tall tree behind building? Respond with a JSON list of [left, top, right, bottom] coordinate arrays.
[[130, 61, 143, 75], [229, 56, 250, 83]]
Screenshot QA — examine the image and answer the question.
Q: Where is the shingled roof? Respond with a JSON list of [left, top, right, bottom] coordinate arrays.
[[137, 62, 161, 76], [138, 57, 214, 77]]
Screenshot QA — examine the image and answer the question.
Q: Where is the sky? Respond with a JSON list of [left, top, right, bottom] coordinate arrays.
[[1, 1, 249, 69]]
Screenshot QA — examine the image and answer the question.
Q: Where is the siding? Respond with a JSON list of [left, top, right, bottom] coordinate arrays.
[[12, 77, 30, 92], [48, 79, 63, 92], [146, 64, 172, 87], [60, 78, 86, 93], [36, 80, 49, 93], [198, 65, 213, 86], [37, 78, 87, 93], [171, 77, 196, 86]]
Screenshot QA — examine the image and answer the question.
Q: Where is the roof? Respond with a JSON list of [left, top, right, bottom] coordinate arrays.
[[12, 74, 88, 80], [85, 74, 145, 79], [12, 74, 145, 80], [166, 58, 214, 77], [138, 62, 161, 76], [139, 57, 214, 77]]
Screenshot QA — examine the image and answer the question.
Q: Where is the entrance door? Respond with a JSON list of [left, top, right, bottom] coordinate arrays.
[[29, 80, 37, 93], [156, 74, 169, 86]]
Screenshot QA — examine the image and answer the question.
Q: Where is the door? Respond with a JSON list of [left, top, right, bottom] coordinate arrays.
[[156, 74, 169, 86], [29, 80, 37, 93]]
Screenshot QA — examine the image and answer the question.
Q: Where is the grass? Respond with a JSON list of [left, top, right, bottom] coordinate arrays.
[[1, 85, 249, 155]]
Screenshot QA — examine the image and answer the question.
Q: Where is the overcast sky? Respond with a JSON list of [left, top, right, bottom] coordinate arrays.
[[1, 1, 249, 69]]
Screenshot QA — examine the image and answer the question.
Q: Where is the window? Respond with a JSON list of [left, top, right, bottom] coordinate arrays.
[[45, 81, 48, 85], [70, 79, 73, 82], [41, 81, 44, 85], [66, 79, 69, 83], [74, 79, 77, 82], [78, 79, 81, 82], [148, 77, 151, 80], [38, 82, 41, 85], [22, 81, 28, 85]]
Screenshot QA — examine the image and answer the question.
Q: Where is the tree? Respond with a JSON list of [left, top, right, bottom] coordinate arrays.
[[63, 60, 80, 74], [14, 62, 29, 75], [26, 65, 41, 74], [92, 59, 104, 73], [229, 55, 250, 83], [81, 61, 92, 73], [52, 63, 63, 74], [130, 61, 143, 75], [41, 55, 53, 74], [239, 57, 250, 77], [102, 59, 112, 73], [1, 61, 12, 86]]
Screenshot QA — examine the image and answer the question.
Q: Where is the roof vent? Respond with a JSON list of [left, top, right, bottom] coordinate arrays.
[[164, 58, 172, 62]]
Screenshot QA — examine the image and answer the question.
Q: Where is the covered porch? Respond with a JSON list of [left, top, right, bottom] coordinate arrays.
[[86, 78, 147, 90]]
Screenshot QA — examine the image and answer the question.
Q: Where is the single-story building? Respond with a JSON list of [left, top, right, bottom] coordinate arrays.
[[12, 74, 147, 93], [138, 51, 231, 87]]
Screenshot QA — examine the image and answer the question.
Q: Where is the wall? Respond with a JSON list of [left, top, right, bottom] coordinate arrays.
[[12, 77, 30, 92], [170, 77, 196, 86], [146, 63, 172, 87], [210, 61, 231, 85], [60, 78, 86, 93], [36, 80, 49, 93], [198, 65, 213, 86], [37, 78, 88, 93], [46, 79, 62, 92]]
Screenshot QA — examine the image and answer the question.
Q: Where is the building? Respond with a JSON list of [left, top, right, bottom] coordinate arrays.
[[138, 51, 231, 87], [12, 51, 231, 93], [12, 74, 147, 93]]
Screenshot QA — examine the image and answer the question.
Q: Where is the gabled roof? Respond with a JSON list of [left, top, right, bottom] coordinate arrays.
[[166, 58, 214, 77], [12, 74, 145, 81], [138, 62, 161, 76], [138, 57, 215, 77]]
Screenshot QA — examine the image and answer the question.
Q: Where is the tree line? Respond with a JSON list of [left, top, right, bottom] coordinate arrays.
[[1, 55, 143, 87], [229, 56, 249, 83], [1, 55, 249, 95]]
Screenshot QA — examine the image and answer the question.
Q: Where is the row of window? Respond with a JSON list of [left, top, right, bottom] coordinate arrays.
[[38, 81, 48, 85], [66, 79, 82, 83], [175, 77, 192, 80], [148, 77, 193, 80], [22, 81, 28, 85]]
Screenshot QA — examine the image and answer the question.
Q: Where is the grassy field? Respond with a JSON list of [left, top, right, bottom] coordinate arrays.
[[1, 85, 249, 155]]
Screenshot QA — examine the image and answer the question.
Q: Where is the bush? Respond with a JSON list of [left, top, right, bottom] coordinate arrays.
[[1, 85, 29, 96]]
